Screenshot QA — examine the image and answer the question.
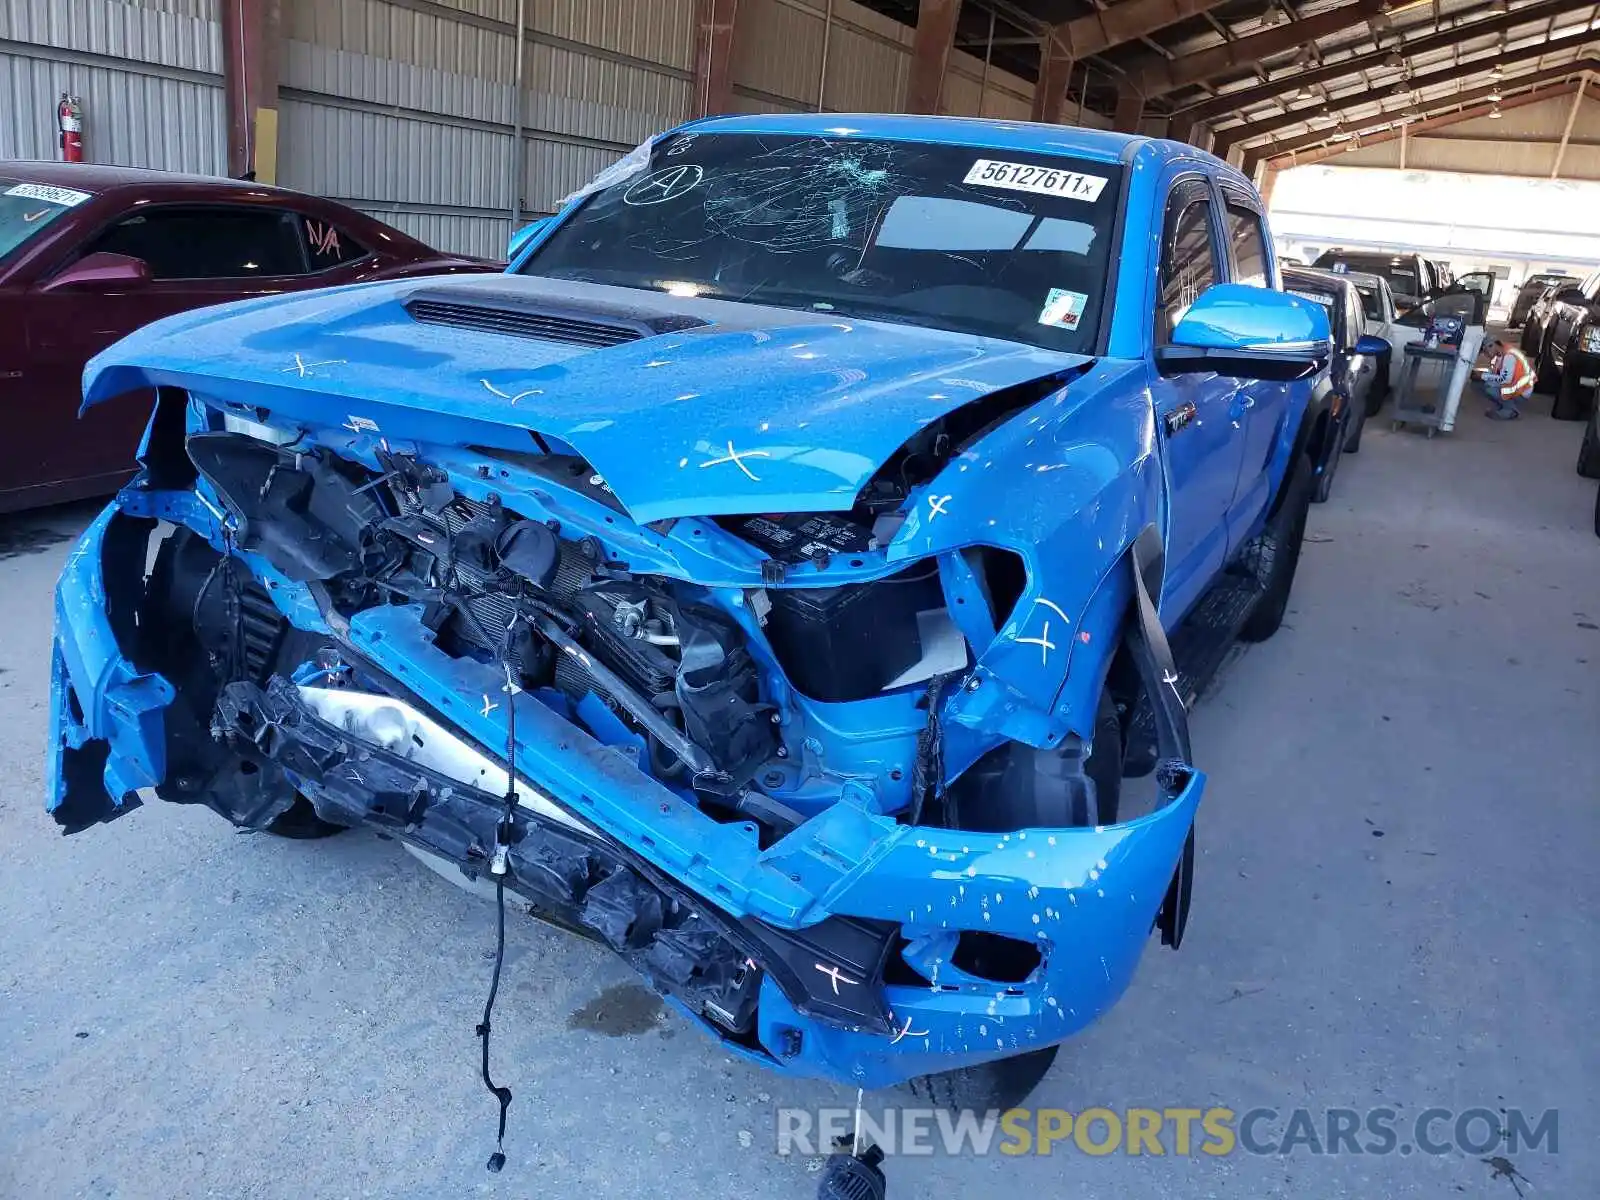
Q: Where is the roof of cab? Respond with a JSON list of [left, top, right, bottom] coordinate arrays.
[[677, 112, 1231, 173]]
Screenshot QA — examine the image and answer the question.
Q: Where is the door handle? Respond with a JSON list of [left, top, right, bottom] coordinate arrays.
[[1228, 391, 1254, 421]]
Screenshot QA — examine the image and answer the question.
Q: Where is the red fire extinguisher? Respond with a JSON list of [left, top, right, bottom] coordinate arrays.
[[58, 93, 83, 163]]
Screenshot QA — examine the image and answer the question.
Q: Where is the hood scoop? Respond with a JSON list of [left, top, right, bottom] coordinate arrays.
[[404, 288, 708, 349]]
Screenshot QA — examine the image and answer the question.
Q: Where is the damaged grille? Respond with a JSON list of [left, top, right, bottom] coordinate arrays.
[[405, 299, 648, 348]]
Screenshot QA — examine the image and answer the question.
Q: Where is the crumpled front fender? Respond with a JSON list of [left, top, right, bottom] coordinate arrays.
[[47, 505, 175, 832]]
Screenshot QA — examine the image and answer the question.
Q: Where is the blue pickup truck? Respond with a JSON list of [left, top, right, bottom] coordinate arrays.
[[47, 115, 1333, 1112]]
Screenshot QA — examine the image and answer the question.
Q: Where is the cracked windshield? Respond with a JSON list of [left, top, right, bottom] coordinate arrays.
[[520, 132, 1123, 352]]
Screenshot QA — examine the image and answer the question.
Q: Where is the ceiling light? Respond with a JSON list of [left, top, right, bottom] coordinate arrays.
[[1488, 88, 1502, 101], [1384, 50, 1406, 67], [1490, 62, 1504, 78], [1489, 105, 1504, 118]]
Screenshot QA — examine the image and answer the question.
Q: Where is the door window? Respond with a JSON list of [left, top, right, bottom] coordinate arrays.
[[1155, 188, 1219, 345], [80, 206, 306, 280], [1224, 204, 1269, 288]]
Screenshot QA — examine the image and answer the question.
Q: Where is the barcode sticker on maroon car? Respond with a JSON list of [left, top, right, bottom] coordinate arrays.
[[962, 159, 1108, 202], [5, 183, 92, 207]]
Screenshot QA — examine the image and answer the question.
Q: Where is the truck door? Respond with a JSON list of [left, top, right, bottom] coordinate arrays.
[[1149, 176, 1247, 622], [1219, 192, 1294, 545]]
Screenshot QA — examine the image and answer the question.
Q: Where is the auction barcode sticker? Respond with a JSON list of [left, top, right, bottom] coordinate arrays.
[[5, 182, 93, 207], [963, 159, 1108, 202]]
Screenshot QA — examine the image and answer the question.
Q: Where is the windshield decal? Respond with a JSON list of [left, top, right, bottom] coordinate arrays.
[[963, 160, 1107, 203], [5, 182, 92, 207], [1037, 288, 1089, 331]]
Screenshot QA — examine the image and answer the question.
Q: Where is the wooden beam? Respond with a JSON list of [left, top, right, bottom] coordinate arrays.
[[1046, 0, 1233, 61], [691, 0, 740, 118], [1247, 64, 1595, 161], [1115, 84, 1145, 133], [1261, 80, 1580, 169], [1217, 56, 1600, 155], [221, 0, 281, 181], [905, 0, 961, 114], [1177, 0, 1596, 121], [1032, 34, 1073, 123], [1123, 0, 1388, 100], [1551, 73, 1590, 176]]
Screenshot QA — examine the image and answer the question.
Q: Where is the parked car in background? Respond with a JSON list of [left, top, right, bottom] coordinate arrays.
[[1509, 272, 1579, 327], [1311, 249, 1440, 310], [0, 162, 494, 513], [1343, 270, 1402, 395], [1520, 282, 1569, 354], [1283, 266, 1390, 497], [1520, 267, 1600, 419]]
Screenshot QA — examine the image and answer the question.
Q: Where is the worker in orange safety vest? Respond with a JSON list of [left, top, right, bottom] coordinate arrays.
[[1480, 339, 1534, 420]]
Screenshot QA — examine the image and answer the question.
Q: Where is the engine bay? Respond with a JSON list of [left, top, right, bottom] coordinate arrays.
[[174, 425, 990, 839]]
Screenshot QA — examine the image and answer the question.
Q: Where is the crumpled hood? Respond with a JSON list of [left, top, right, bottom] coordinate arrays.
[[84, 274, 1090, 523]]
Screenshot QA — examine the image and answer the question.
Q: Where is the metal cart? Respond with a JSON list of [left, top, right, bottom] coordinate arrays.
[[1391, 342, 1464, 437]]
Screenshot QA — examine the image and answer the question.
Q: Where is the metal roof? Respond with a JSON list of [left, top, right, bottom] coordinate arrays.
[[856, 0, 1600, 169]]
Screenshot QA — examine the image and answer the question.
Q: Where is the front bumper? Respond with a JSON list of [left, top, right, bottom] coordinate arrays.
[[49, 491, 1205, 1091]]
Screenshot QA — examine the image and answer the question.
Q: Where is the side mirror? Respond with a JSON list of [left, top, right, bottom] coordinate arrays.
[[507, 217, 551, 263], [40, 252, 152, 294], [1354, 334, 1391, 357], [1156, 283, 1332, 382], [1557, 287, 1586, 305]]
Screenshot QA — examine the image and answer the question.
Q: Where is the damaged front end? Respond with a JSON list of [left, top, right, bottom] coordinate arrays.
[[51, 350, 1202, 1091]]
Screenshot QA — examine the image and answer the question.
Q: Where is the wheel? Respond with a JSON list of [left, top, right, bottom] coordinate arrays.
[[1364, 357, 1389, 418], [265, 794, 349, 839], [1239, 452, 1313, 643], [1552, 363, 1595, 421], [1344, 393, 1367, 454], [1578, 413, 1600, 479], [903, 1044, 1061, 1112], [1534, 342, 1560, 395], [1313, 437, 1340, 503]]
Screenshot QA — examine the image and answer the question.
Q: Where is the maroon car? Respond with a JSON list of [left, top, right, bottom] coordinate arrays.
[[0, 162, 495, 512]]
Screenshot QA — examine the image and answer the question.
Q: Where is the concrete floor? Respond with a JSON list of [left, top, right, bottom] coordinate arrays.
[[1, 399, 1596, 1200]]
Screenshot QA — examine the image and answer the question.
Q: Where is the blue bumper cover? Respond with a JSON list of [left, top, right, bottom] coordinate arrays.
[[49, 493, 1204, 1091]]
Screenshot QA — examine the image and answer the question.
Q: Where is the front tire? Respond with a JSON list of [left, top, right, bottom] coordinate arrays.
[[1239, 452, 1313, 643], [904, 1044, 1061, 1112], [1577, 412, 1600, 479], [265, 794, 349, 839], [1535, 342, 1561, 394], [1553, 362, 1595, 421]]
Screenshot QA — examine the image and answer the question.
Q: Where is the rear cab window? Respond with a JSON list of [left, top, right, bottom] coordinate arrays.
[[298, 215, 369, 268], [1223, 200, 1270, 288], [0, 180, 94, 264]]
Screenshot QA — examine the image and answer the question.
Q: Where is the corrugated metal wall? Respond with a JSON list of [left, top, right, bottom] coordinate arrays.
[[731, 0, 1034, 120], [278, 0, 696, 258], [0, 0, 224, 169], [6, 0, 1057, 258]]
